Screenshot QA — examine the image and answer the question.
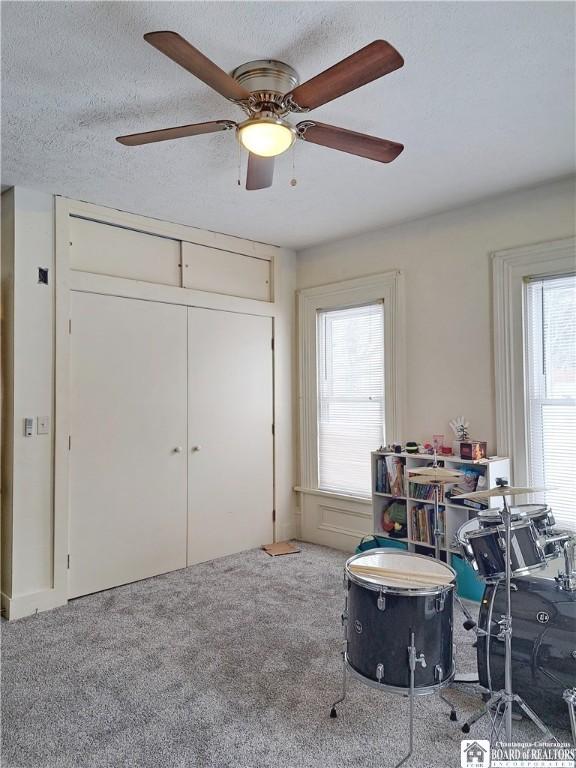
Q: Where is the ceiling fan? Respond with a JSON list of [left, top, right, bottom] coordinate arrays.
[[116, 32, 405, 190]]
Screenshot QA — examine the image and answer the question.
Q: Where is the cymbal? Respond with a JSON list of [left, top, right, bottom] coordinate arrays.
[[409, 467, 463, 479], [409, 471, 462, 485], [453, 485, 553, 500]]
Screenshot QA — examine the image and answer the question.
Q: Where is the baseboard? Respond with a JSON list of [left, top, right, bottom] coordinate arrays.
[[1, 588, 67, 620]]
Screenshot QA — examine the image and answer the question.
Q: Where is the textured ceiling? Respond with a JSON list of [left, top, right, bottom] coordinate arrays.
[[2, 1, 575, 249]]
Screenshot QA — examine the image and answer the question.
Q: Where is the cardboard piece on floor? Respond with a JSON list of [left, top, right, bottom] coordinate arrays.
[[262, 541, 301, 557]]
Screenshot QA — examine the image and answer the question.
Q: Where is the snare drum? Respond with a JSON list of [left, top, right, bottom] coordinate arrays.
[[344, 550, 456, 694], [477, 504, 554, 530], [457, 517, 546, 580]]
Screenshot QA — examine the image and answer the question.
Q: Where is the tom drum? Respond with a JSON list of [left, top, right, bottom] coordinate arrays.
[[344, 550, 456, 694]]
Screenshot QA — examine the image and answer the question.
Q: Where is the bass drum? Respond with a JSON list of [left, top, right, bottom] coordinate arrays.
[[477, 576, 576, 731]]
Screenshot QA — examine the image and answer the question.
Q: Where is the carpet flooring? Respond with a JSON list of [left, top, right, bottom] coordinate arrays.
[[1, 543, 570, 768]]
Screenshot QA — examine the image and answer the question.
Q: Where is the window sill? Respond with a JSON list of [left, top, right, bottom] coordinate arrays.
[[293, 486, 372, 506]]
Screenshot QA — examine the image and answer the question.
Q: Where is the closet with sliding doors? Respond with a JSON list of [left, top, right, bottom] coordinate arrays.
[[66, 213, 275, 598]]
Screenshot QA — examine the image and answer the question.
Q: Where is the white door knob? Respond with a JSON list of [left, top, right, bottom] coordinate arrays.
[[173, 446, 183, 454], [191, 445, 202, 452]]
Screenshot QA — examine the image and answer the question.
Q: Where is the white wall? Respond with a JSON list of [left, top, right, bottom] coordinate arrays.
[[296, 176, 576, 551], [1, 189, 297, 619], [298, 177, 576, 454], [1, 189, 55, 605]]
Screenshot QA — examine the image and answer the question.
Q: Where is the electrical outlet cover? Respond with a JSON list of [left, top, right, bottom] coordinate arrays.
[[37, 416, 49, 435]]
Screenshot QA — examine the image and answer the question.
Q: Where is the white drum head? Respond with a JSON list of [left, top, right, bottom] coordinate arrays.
[[457, 518, 482, 543], [508, 504, 549, 519], [346, 550, 455, 589]]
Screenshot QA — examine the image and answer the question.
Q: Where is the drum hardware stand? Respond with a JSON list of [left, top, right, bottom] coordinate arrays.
[[460, 479, 555, 745], [330, 626, 428, 768], [330, 581, 348, 718], [454, 591, 484, 634], [562, 689, 576, 745], [394, 631, 423, 768], [556, 537, 576, 592]]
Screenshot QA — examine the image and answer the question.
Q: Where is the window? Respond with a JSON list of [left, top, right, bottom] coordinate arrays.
[[525, 274, 576, 530], [298, 271, 405, 498], [493, 237, 576, 533], [317, 303, 385, 497]]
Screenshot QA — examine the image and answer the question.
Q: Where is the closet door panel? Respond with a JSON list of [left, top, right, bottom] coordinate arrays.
[[187, 307, 273, 563], [69, 291, 188, 598]]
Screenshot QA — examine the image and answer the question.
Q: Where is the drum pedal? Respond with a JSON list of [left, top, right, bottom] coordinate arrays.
[[463, 619, 476, 631]]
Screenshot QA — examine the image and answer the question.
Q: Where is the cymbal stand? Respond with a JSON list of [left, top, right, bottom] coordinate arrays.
[[430, 450, 476, 722], [461, 480, 555, 744], [432, 481, 443, 562], [428, 449, 444, 562]]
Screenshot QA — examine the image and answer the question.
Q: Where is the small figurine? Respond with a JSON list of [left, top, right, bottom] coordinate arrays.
[[449, 416, 470, 442]]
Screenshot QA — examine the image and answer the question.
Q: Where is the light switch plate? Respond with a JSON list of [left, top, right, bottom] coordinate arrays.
[[37, 416, 49, 435]]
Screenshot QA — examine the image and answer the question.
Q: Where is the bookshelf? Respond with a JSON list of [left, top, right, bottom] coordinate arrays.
[[371, 451, 511, 560]]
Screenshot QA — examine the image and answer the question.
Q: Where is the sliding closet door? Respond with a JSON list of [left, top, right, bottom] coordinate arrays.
[[69, 292, 188, 598], [187, 307, 274, 564]]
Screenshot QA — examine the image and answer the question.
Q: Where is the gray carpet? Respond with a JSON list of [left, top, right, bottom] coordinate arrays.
[[1, 543, 569, 768]]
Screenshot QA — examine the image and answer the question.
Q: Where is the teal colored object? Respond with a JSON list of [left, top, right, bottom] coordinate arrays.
[[355, 536, 408, 554], [451, 553, 484, 602]]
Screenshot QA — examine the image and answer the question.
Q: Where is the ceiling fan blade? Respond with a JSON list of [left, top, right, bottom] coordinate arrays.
[[144, 31, 251, 102], [116, 120, 236, 146], [246, 153, 274, 190], [297, 121, 404, 163], [286, 40, 403, 111]]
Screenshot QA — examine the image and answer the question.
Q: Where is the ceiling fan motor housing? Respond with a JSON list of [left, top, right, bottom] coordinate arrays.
[[231, 60, 299, 111]]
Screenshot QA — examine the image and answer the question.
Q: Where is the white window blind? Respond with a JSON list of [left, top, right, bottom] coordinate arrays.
[[317, 302, 385, 497], [525, 273, 576, 531]]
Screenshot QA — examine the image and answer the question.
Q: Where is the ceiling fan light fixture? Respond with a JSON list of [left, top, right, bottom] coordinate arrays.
[[238, 116, 295, 157]]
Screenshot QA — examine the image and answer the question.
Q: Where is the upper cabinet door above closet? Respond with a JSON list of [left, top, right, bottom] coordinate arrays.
[[69, 216, 181, 286], [181, 242, 271, 301]]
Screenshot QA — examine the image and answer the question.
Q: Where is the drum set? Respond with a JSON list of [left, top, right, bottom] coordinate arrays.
[[330, 472, 576, 766]]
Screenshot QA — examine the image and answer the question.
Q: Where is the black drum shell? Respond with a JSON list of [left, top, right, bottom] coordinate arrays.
[[465, 523, 545, 580], [477, 576, 576, 731], [346, 578, 454, 690]]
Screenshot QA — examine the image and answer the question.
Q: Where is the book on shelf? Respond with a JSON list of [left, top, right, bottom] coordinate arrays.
[[386, 455, 405, 496], [375, 456, 390, 493], [410, 503, 445, 545], [459, 497, 489, 511], [408, 480, 443, 502], [447, 465, 489, 508], [375, 455, 405, 495]]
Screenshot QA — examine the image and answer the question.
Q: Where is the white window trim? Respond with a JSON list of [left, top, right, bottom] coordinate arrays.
[[298, 271, 406, 494], [493, 236, 575, 485]]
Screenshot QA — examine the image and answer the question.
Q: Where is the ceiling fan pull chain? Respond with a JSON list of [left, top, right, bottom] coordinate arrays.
[[290, 142, 297, 187], [237, 141, 242, 186]]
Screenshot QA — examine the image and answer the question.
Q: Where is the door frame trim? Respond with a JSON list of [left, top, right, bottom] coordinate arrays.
[[54, 197, 292, 606]]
